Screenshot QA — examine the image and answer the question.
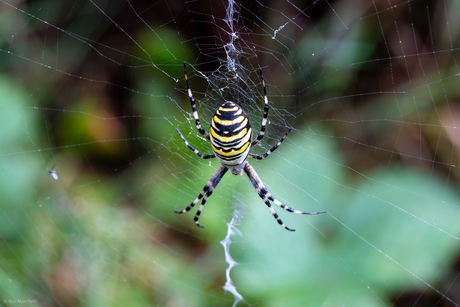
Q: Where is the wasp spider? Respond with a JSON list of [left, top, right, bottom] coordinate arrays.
[[175, 62, 327, 231]]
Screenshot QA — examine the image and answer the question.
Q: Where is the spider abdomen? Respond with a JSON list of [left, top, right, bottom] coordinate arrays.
[[210, 101, 252, 165]]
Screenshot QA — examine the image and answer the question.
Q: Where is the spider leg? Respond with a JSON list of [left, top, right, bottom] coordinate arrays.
[[243, 161, 327, 231], [184, 62, 210, 140], [243, 161, 295, 231], [251, 68, 269, 147], [248, 128, 292, 160], [176, 128, 215, 159], [266, 193, 327, 215], [175, 164, 229, 229]]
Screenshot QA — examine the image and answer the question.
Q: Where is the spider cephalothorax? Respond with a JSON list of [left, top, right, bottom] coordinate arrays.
[[175, 62, 327, 231]]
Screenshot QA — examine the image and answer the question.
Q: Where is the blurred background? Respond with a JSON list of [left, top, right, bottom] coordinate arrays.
[[1, 0, 460, 306]]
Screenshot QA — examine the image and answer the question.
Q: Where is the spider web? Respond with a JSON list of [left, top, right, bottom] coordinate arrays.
[[1, 0, 460, 306]]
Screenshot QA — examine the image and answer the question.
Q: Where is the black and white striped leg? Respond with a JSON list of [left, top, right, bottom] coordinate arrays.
[[266, 193, 327, 215], [184, 62, 210, 140], [243, 161, 327, 231], [249, 128, 292, 160], [251, 68, 269, 147], [176, 128, 215, 159], [243, 161, 294, 231], [175, 164, 229, 228]]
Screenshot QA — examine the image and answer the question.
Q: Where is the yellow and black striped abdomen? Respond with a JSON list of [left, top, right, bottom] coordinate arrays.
[[210, 102, 252, 166]]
